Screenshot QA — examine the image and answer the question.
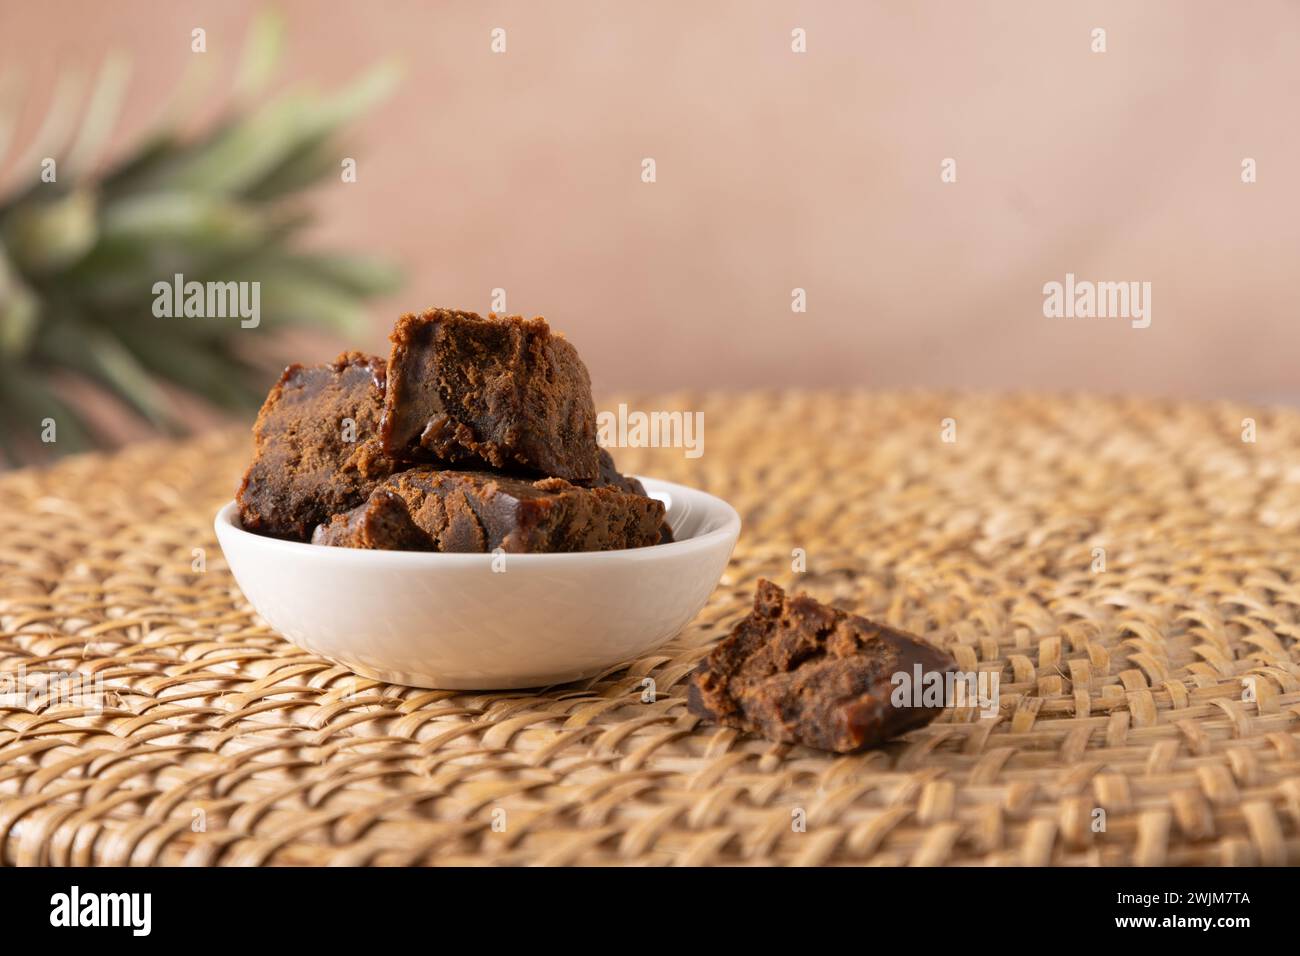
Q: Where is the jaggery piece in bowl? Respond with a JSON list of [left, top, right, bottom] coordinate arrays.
[[380, 309, 601, 481], [237, 351, 397, 541], [310, 488, 432, 550], [311, 467, 666, 554]]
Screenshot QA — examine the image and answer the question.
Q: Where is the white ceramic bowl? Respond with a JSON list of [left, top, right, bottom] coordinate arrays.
[[214, 478, 740, 689]]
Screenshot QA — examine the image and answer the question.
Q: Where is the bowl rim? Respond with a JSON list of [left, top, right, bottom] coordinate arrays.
[[214, 476, 741, 566]]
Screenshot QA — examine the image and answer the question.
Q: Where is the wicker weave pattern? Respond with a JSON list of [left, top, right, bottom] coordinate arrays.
[[2, 392, 1298, 866]]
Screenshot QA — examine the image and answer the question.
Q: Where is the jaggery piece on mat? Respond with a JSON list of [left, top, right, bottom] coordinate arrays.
[[237, 351, 397, 540], [313, 468, 665, 553], [380, 309, 601, 481], [689, 580, 957, 752]]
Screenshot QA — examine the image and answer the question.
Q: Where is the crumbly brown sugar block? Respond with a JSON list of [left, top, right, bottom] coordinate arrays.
[[689, 580, 957, 752], [380, 309, 601, 481], [237, 352, 398, 540], [588, 448, 674, 543], [312, 467, 665, 553], [310, 488, 431, 550], [589, 447, 646, 495]]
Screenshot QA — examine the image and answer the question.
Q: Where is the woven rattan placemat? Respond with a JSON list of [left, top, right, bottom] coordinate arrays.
[[2, 392, 1298, 866]]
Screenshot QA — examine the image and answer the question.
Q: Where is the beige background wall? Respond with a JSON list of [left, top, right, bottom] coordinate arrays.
[[3, 0, 1298, 400]]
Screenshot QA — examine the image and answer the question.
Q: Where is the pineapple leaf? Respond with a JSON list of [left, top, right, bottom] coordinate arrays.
[[0, 365, 97, 455], [111, 318, 267, 411], [35, 312, 175, 428], [241, 131, 340, 202], [313, 60, 403, 129], [2, 189, 98, 274], [0, 247, 41, 357], [102, 191, 268, 243], [151, 60, 399, 199], [5, 69, 83, 182], [235, 9, 286, 101], [59, 202, 313, 306], [262, 252, 402, 297], [97, 132, 186, 198], [171, 97, 320, 195], [65, 53, 132, 176]]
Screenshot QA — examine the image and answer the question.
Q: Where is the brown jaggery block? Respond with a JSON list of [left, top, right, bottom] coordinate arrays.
[[587, 447, 674, 543], [310, 489, 433, 550], [380, 309, 600, 481], [312, 467, 666, 553], [392, 469, 664, 553], [588, 447, 646, 495], [236, 352, 398, 540], [688, 580, 957, 752]]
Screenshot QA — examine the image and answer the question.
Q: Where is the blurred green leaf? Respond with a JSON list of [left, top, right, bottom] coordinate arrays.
[[0, 248, 41, 357], [60, 203, 313, 306], [241, 131, 340, 202], [312, 60, 403, 130], [54, 192, 294, 298], [36, 312, 174, 428], [235, 9, 285, 101], [66, 53, 131, 176], [6, 69, 83, 185], [3, 189, 98, 273], [102, 191, 265, 243], [154, 61, 399, 199], [0, 365, 96, 454], [112, 317, 266, 411], [257, 273, 369, 334], [97, 132, 186, 197], [268, 252, 402, 297]]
